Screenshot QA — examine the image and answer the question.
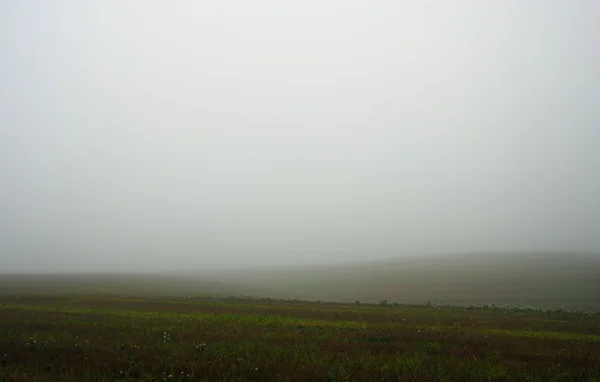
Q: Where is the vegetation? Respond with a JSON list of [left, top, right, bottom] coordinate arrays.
[[196, 252, 600, 311], [3, 252, 598, 312], [1, 293, 599, 381]]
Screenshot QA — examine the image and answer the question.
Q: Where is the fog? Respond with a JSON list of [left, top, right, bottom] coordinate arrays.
[[1, 1, 599, 273]]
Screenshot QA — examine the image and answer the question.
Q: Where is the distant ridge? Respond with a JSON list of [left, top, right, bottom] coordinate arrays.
[[184, 251, 600, 311], [1, 252, 598, 311]]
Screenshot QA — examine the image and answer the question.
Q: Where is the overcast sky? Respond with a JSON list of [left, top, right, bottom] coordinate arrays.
[[1, 1, 599, 272]]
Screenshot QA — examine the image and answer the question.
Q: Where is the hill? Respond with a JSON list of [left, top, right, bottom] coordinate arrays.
[[1, 252, 598, 311], [187, 252, 600, 311]]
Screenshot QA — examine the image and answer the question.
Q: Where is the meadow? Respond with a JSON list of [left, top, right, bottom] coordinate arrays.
[[1, 293, 599, 381]]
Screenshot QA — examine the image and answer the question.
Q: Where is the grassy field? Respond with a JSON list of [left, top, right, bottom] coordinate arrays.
[[4, 252, 597, 311], [195, 252, 600, 311], [1, 294, 599, 381]]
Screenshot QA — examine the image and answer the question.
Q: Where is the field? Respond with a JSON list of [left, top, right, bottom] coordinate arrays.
[[194, 252, 600, 311], [1, 294, 599, 381], [3, 252, 597, 311]]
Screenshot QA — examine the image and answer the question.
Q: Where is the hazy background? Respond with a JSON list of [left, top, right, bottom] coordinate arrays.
[[1, 1, 600, 273]]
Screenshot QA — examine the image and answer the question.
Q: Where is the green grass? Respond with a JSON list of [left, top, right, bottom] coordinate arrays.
[[1, 295, 599, 381]]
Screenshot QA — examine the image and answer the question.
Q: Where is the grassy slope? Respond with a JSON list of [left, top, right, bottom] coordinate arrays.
[[1, 252, 598, 311], [192, 252, 600, 311]]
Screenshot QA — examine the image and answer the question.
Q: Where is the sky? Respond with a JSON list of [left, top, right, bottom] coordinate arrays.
[[1, 1, 600, 273]]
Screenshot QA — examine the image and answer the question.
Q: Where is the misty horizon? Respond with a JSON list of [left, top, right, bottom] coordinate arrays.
[[2, 1, 600, 273]]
